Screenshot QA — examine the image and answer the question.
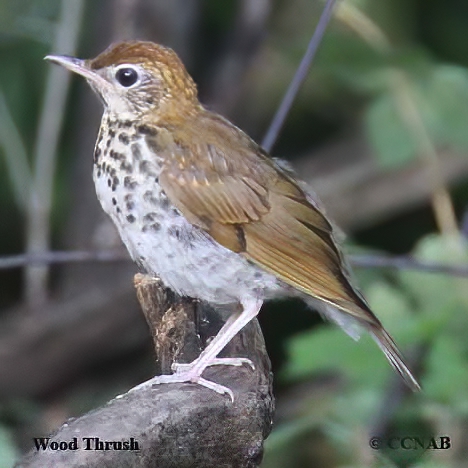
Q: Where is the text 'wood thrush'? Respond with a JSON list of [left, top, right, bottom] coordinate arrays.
[[46, 41, 420, 400]]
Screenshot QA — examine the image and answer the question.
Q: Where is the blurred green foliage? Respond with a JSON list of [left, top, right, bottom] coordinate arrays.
[[0, 425, 17, 468], [365, 64, 468, 169], [262, 2, 468, 466], [264, 233, 468, 467]]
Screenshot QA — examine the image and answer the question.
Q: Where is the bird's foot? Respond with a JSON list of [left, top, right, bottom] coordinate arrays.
[[172, 357, 255, 373], [130, 357, 255, 402]]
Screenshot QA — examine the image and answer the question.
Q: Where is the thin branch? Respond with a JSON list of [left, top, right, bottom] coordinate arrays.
[[349, 254, 468, 276], [0, 250, 129, 269], [24, 0, 85, 307], [0, 91, 32, 210], [261, 0, 337, 152], [3, 249, 468, 277], [389, 70, 459, 238]]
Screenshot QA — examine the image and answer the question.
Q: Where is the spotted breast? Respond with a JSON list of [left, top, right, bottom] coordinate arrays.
[[92, 112, 282, 305]]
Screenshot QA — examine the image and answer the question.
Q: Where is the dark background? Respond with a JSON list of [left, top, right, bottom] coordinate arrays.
[[1, 1, 468, 466]]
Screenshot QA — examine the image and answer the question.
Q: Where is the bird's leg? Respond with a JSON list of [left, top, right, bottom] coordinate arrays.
[[172, 301, 261, 374], [130, 298, 263, 401]]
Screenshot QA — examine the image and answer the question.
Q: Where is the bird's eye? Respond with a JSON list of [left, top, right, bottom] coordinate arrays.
[[115, 67, 139, 87]]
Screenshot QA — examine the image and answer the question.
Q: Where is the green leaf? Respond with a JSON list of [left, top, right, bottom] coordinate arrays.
[[365, 280, 415, 336], [365, 92, 417, 168], [0, 425, 17, 468], [282, 326, 390, 388], [365, 62, 468, 169], [423, 334, 468, 407], [412, 233, 468, 263], [399, 235, 468, 332], [412, 462, 452, 468], [417, 65, 468, 150]]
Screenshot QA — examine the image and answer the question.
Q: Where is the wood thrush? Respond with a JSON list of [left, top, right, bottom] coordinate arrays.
[[46, 41, 420, 400]]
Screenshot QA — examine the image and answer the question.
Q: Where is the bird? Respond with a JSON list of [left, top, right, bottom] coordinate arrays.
[[45, 41, 420, 400]]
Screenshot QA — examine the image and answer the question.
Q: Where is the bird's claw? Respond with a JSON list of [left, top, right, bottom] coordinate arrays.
[[130, 372, 235, 402], [129, 357, 255, 402], [171, 357, 255, 373]]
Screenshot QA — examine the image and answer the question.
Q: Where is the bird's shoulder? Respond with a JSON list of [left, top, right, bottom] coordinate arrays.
[[141, 108, 282, 227], [151, 108, 277, 181], [141, 109, 371, 318]]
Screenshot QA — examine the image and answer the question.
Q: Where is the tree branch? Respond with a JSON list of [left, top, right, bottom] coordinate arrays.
[[24, 0, 85, 306], [3, 249, 468, 277], [262, 0, 337, 152], [15, 275, 274, 468]]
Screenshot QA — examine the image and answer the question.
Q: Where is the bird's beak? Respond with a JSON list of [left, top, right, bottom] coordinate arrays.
[[44, 55, 105, 87]]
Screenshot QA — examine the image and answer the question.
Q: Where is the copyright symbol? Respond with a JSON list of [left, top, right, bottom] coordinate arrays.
[[369, 436, 381, 450]]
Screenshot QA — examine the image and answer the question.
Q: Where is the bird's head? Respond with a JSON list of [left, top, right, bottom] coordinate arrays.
[[46, 41, 199, 121]]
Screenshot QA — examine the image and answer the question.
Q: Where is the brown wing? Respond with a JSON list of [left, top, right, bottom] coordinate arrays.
[[153, 112, 420, 391], [153, 112, 371, 321]]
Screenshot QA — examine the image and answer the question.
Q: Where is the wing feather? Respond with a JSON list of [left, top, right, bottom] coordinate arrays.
[[155, 118, 368, 319], [151, 112, 420, 391]]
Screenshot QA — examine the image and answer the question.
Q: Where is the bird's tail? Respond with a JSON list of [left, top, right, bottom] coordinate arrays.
[[307, 298, 421, 391], [370, 324, 420, 391]]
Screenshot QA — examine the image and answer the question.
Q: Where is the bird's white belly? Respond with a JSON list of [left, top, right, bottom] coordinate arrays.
[[92, 125, 280, 304]]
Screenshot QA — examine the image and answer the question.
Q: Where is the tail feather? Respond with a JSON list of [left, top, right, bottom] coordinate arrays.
[[307, 298, 421, 391], [370, 325, 420, 392]]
